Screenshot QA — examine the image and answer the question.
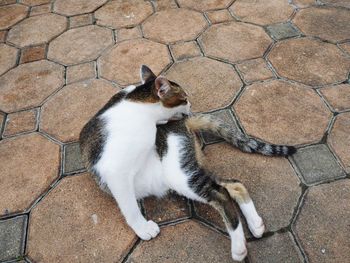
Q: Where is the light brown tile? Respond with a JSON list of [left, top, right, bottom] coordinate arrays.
[[3, 109, 37, 136], [170, 41, 201, 61], [0, 30, 6, 42], [20, 0, 51, 6], [234, 80, 331, 145], [236, 58, 274, 83], [0, 112, 4, 133], [66, 62, 96, 84], [206, 9, 233, 24], [0, 4, 28, 30], [320, 0, 350, 8], [320, 84, 350, 112], [339, 42, 350, 55], [152, 0, 177, 11], [177, 0, 233, 11], [30, 3, 51, 16], [293, 0, 315, 8], [19, 44, 46, 63], [0, 0, 17, 6], [117, 27, 142, 42], [0, 43, 18, 76], [53, 0, 106, 16], [69, 14, 93, 28]]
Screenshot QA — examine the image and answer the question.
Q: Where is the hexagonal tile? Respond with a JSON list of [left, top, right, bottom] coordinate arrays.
[[0, 133, 60, 215], [320, 0, 350, 8], [40, 79, 118, 142], [328, 113, 350, 173], [0, 43, 18, 76], [268, 38, 350, 86], [48, 25, 113, 66], [320, 84, 350, 112], [53, 0, 107, 16], [127, 220, 234, 262], [234, 80, 331, 145], [294, 180, 350, 262], [293, 7, 350, 43], [0, 4, 28, 30], [143, 8, 207, 44], [177, 0, 233, 11], [95, 0, 153, 29], [165, 57, 243, 112], [27, 173, 136, 263], [203, 143, 301, 232], [230, 0, 294, 26], [200, 22, 272, 63], [0, 60, 64, 113], [7, 14, 67, 48], [98, 38, 171, 85]]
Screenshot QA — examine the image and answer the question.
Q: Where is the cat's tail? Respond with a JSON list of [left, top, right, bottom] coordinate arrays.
[[186, 114, 296, 156]]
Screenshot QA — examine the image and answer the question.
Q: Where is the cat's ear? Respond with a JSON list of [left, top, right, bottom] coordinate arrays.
[[140, 65, 156, 84], [155, 76, 171, 99]]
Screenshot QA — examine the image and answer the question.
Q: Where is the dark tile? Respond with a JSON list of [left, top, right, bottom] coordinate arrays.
[[0, 215, 27, 261], [266, 22, 301, 40], [64, 142, 85, 174], [292, 144, 345, 185]]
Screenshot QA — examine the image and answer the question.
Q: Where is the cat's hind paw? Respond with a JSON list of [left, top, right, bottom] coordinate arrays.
[[248, 216, 265, 238], [134, 220, 160, 241]]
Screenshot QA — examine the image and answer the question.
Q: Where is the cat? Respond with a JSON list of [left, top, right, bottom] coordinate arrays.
[[79, 65, 296, 261]]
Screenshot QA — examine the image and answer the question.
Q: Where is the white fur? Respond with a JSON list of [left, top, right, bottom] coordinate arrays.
[[228, 222, 247, 261], [239, 201, 265, 238]]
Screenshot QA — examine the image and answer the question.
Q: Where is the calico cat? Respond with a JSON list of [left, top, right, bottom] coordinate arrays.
[[79, 65, 296, 261]]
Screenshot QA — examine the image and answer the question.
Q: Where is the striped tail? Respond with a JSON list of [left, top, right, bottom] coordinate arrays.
[[186, 114, 296, 156]]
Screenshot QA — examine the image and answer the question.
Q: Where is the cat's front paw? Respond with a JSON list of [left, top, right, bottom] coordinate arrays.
[[247, 216, 265, 238], [134, 220, 160, 241]]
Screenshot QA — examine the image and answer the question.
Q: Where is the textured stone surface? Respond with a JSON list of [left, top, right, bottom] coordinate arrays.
[[0, 133, 60, 214], [293, 7, 350, 42], [27, 173, 137, 263], [236, 58, 274, 83], [206, 9, 233, 24], [177, 0, 233, 11], [0, 0, 16, 5], [144, 193, 189, 223], [0, 4, 28, 30], [294, 180, 350, 263], [0, 30, 6, 42], [152, 0, 177, 11], [54, 0, 107, 16], [293, 0, 315, 8], [200, 22, 272, 63], [0, 113, 4, 134], [248, 232, 303, 263], [339, 42, 350, 55], [3, 109, 37, 137], [20, 0, 50, 5], [7, 14, 67, 48], [0, 60, 64, 113], [30, 3, 51, 16], [95, 0, 153, 29], [63, 142, 85, 174], [320, 0, 350, 8], [328, 113, 350, 173], [170, 41, 201, 61], [98, 38, 170, 85], [40, 79, 118, 142], [266, 22, 301, 40], [117, 27, 142, 42], [69, 14, 93, 28], [234, 80, 331, 145], [268, 38, 350, 86], [0, 216, 26, 261], [66, 62, 96, 84], [48, 25, 113, 65], [204, 143, 301, 232], [127, 220, 234, 263], [230, 0, 294, 26], [19, 44, 46, 64], [143, 9, 207, 44], [320, 84, 350, 112], [0, 43, 17, 75], [166, 57, 243, 112], [292, 144, 345, 184]]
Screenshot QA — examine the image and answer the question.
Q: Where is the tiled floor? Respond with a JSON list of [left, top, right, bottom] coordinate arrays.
[[0, 0, 349, 262]]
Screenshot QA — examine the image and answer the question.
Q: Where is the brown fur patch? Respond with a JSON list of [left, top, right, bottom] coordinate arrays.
[[222, 182, 251, 204]]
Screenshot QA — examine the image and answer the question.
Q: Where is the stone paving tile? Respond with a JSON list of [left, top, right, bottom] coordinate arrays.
[[0, 215, 27, 262], [117, 27, 142, 42], [234, 80, 331, 145], [144, 193, 189, 223], [247, 232, 303, 263], [30, 3, 51, 16], [236, 58, 274, 84], [320, 0, 350, 8], [320, 84, 350, 112], [127, 220, 235, 263], [293, 0, 315, 8], [200, 22, 272, 63], [268, 38, 350, 86], [143, 8, 207, 44], [0, 60, 64, 113], [20, 0, 51, 6], [177, 0, 233, 11], [0, 4, 28, 30], [170, 41, 201, 61], [230, 0, 294, 26], [206, 9, 233, 24], [294, 179, 350, 263], [48, 25, 113, 66], [152, 0, 177, 11], [0, 0, 16, 6], [292, 144, 345, 185], [63, 142, 85, 174], [0, 133, 60, 215], [293, 7, 350, 43], [203, 143, 301, 232], [3, 109, 37, 137], [7, 14, 67, 48], [328, 113, 350, 173], [98, 38, 170, 85], [165, 57, 243, 112], [339, 42, 350, 55], [0, 30, 6, 42], [53, 0, 107, 16], [0, 113, 4, 134], [40, 79, 118, 142], [95, 0, 153, 29], [66, 61, 96, 84], [266, 22, 301, 41], [69, 14, 93, 29], [27, 173, 137, 263], [0, 43, 18, 76], [19, 44, 46, 64]]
